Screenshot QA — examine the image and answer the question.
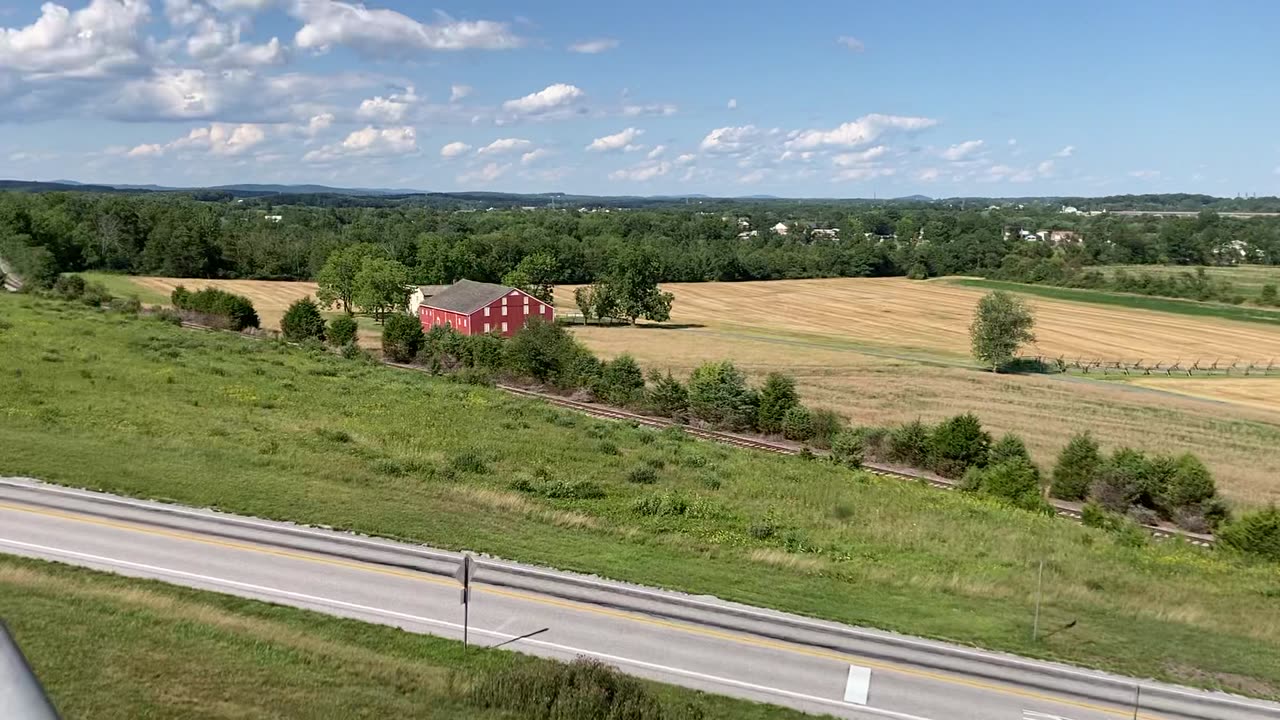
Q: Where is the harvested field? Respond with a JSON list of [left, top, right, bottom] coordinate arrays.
[[557, 277, 1280, 362], [1129, 377, 1280, 413], [557, 278, 1280, 505]]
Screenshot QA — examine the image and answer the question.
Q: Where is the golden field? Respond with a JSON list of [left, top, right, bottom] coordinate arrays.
[[556, 278, 1280, 506]]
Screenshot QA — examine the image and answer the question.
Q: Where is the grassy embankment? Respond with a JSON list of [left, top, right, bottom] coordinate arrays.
[[949, 278, 1280, 327], [0, 554, 805, 720], [1, 294, 1279, 698], [1098, 264, 1280, 301]]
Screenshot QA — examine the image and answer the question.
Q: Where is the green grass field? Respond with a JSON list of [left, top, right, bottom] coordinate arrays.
[[949, 278, 1280, 326], [1, 554, 805, 720], [2, 294, 1279, 699], [1099, 264, 1280, 299], [78, 272, 169, 305]]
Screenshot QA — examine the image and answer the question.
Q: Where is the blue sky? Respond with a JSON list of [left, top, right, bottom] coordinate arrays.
[[1, 0, 1277, 197]]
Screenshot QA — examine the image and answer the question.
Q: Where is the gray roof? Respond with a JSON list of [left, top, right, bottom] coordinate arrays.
[[423, 279, 516, 314], [416, 284, 450, 297]]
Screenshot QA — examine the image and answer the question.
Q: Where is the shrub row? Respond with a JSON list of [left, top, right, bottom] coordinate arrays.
[[170, 285, 260, 330]]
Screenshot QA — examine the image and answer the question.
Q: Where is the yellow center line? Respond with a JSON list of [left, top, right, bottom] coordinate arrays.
[[0, 500, 1164, 719]]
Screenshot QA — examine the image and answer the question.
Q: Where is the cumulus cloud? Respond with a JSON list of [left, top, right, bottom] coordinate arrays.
[[836, 36, 865, 52], [832, 145, 888, 166], [440, 141, 471, 158], [291, 0, 522, 56], [179, 5, 286, 68], [674, 153, 696, 166], [568, 38, 618, 54], [125, 122, 268, 158], [356, 86, 419, 123], [306, 112, 333, 136], [1054, 145, 1075, 157], [520, 148, 550, 165], [477, 137, 532, 155], [501, 83, 584, 115], [457, 161, 509, 185], [738, 169, 767, 184], [787, 114, 937, 150], [587, 127, 643, 152], [941, 139, 984, 162], [726, 98, 737, 110], [0, 0, 152, 79], [304, 125, 417, 162], [699, 125, 764, 154], [646, 145, 666, 160], [609, 160, 671, 182], [105, 68, 371, 122], [1037, 160, 1055, 176], [450, 83, 471, 102]]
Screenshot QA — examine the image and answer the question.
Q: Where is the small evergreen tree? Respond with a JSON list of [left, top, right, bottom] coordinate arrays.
[[962, 458, 1049, 513], [927, 413, 991, 478], [1050, 432, 1101, 501], [781, 406, 814, 442], [1162, 453, 1217, 511], [326, 315, 358, 347], [1260, 283, 1278, 306], [888, 419, 931, 468], [988, 432, 1031, 466], [830, 428, 865, 469], [281, 297, 327, 342], [687, 361, 757, 430], [381, 313, 424, 363], [645, 370, 689, 419], [596, 354, 645, 405], [756, 372, 800, 434], [1219, 506, 1280, 561]]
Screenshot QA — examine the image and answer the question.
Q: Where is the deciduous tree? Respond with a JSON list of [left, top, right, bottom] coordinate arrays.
[[969, 290, 1035, 372]]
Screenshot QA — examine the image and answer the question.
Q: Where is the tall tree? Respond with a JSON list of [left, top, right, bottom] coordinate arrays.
[[316, 244, 377, 313], [501, 252, 558, 304], [969, 290, 1035, 372], [592, 246, 675, 325], [353, 257, 410, 322]]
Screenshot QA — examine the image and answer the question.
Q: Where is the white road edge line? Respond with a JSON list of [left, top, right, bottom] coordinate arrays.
[[1, 478, 1268, 713], [0, 537, 933, 720]]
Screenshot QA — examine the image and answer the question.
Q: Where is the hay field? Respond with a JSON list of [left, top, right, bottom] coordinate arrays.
[[1130, 377, 1280, 413], [563, 277, 1280, 362], [557, 278, 1280, 505]]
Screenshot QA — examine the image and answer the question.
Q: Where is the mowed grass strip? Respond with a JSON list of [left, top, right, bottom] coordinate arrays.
[[1, 295, 1279, 698], [0, 554, 809, 720], [950, 278, 1280, 328]]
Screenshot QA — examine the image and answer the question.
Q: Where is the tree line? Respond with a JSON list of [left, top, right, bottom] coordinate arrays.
[[4, 192, 1279, 295]]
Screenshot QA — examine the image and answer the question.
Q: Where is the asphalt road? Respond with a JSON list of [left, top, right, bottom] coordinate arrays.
[[0, 478, 1276, 720]]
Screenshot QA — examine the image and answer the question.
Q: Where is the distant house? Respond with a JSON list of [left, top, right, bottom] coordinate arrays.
[[418, 279, 553, 338], [1049, 230, 1082, 245], [811, 228, 839, 239], [407, 284, 451, 317], [1060, 205, 1081, 215], [772, 222, 790, 235], [263, 215, 283, 222]]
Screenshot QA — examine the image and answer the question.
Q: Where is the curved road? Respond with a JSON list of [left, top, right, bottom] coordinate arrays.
[[0, 478, 1275, 720]]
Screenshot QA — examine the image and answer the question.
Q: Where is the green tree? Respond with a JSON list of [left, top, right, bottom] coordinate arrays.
[[1261, 283, 1278, 306], [326, 315, 358, 347], [280, 297, 327, 342], [927, 413, 991, 478], [505, 318, 589, 386], [969, 290, 1035, 371], [1050, 432, 1101, 501], [1218, 506, 1280, 561], [830, 429, 865, 468], [573, 285, 597, 325], [687, 361, 757, 430], [781, 406, 815, 442], [645, 370, 689, 419], [592, 246, 675, 324], [596, 354, 645, 405], [316, 244, 377, 313], [988, 432, 1031, 466], [501, 252, 558, 304], [756, 372, 800, 434], [353, 257, 410, 322], [380, 313, 423, 363], [1162, 453, 1217, 511], [962, 458, 1049, 513]]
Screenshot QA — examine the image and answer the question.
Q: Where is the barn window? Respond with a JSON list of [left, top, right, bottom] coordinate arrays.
[[484, 306, 490, 317], [502, 321, 508, 332], [502, 296, 507, 306], [502, 305, 507, 317], [484, 323, 490, 333]]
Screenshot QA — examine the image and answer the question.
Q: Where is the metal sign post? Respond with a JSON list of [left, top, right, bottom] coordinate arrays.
[[454, 555, 476, 650]]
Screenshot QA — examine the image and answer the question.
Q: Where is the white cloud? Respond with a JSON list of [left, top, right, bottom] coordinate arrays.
[[450, 83, 471, 102], [208, 0, 278, 12], [106, 67, 373, 122], [941, 139, 984, 161], [1129, 169, 1160, 180], [457, 161, 509, 185], [304, 125, 416, 162], [183, 12, 286, 68], [1054, 145, 1075, 157], [674, 153, 696, 165], [0, 0, 152, 79], [502, 83, 584, 115], [918, 167, 940, 182], [568, 38, 618, 54], [520, 148, 550, 165], [646, 145, 666, 160], [306, 112, 333, 136], [738, 169, 767, 184], [126, 122, 268, 158], [832, 145, 888, 166], [787, 114, 937, 150], [621, 102, 677, 117], [587, 127, 643, 152], [291, 0, 522, 55], [836, 36, 864, 52], [356, 86, 419, 123], [609, 160, 671, 182], [1037, 160, 1055, 176], [440, 141, 472, 159], [477, 137, 532, 155], [985, 164, 1035, 183], [726, 98, 737, 110], [699, 125, 763, 154]]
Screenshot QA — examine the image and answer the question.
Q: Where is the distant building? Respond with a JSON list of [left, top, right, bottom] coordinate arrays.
[[1060, 205, 1081, 215], [418, 279, 554, 338], [263, 215, 283, 222], [772, 222, 790, 235], [1049, 230, 1082, 245], [407, 284, 451, 317], [811, 228, 839, 239]]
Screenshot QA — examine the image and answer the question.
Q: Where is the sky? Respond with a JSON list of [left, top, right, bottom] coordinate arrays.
[[1, 0, 1278, 197]]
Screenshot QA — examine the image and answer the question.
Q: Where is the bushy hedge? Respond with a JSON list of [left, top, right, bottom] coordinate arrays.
[[170, 285, 260, 330], [468, 657, 703, 720], [1219, 507, 1280, 561], [326, 315, 358, 346], [281, 297, 327, 342], [380, 313, 423, 363]]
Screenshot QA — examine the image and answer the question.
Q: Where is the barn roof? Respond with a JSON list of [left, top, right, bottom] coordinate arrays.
[[423, 279, 516, 314]]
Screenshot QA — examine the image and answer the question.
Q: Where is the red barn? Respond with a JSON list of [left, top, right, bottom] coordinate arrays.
[[418, 279, 554, 338]]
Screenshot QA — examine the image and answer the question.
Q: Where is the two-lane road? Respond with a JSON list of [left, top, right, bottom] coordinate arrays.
[[0, 478, 1276, 720]]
